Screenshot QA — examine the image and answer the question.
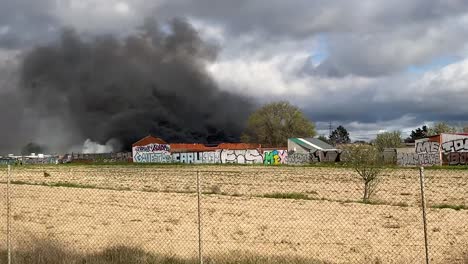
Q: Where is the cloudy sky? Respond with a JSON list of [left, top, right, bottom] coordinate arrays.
[[2, 0, 468, 143]]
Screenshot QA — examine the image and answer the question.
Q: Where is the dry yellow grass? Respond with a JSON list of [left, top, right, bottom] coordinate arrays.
[[0, 165, 467, 263]]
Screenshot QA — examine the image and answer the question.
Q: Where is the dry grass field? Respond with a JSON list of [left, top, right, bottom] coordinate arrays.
[[0, 165, 467, 263]]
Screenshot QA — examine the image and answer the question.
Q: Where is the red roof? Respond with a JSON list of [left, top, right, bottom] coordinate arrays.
[[133, 136, 262, 151], [132, 135, 167, 147], [170, 143, 262, 152]]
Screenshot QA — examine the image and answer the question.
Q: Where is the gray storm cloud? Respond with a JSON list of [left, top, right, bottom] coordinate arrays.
[[3, 18, 253, 153]]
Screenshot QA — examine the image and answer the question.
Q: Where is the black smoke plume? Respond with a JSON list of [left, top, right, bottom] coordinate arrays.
[[19, 18, 253, 152]]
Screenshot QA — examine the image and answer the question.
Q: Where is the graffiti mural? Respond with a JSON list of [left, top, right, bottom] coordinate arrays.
[[441, 138, 468, 153], [220, 149, 263, 164], [446, 152, 468, 165], [70, 152, 132, 163], [21, 157, 59, 165], [397, 153, 440, 167], [263, 150, 288, 165], [397, 140, 441, 166], [416, 141, 440, 154], [172, 151, 221, 164], [287, 153, 311, 165], [133, 152, 172, 163], [311, 150, 341, 162], [439, 138, 468, 165], [133, 143, 172, 163], [0, 158, 15, 165]]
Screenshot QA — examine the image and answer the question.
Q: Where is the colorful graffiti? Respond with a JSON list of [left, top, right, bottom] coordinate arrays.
[[263, 150, 288, 165], [172, 151, 221, 164]]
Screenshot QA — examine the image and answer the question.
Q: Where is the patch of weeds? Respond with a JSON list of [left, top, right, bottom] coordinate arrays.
[[262, 192, 310, 200], [431, 204, 467, 211], [48, 182, 98, 189], [392, 202, 409, 207], [205, 185, 221, 195], [358, 200, 408, 208], [10, 181, 29, 185], [382, 223, 401, 229]]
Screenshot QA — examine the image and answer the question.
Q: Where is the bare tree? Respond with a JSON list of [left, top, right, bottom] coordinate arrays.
[[343, 145, 383, 203]]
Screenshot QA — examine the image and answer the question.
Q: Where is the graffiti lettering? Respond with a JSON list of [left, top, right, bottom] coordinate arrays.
[[441, 139, 468, 153], [134, 144, 170, 153], [263, 150, 288, 165], [172, 152, 221, 164], [311, 150, 341, 162], [133, 152, 172, 163], [287, 153, 310, 165], [220, 149, 263, 164], [133, 143, 171, 163], [447, 152, 468, 165], [397, 153, 440, 167], [416, 141, 440, 154]]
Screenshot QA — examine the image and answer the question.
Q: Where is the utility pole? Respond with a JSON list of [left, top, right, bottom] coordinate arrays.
[[328, 121, 333, 136]]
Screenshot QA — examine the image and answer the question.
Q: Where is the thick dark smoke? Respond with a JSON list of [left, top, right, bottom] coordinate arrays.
[[19, 18, 253, 152]]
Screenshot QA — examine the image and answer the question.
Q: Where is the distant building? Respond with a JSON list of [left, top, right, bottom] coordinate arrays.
[[288, 138, 337, 154]]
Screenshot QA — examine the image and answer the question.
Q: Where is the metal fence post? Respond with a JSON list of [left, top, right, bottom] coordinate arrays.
[[196, 170, 203, 264], [419, 167, 430, 264], [7, 165, 11, 264]]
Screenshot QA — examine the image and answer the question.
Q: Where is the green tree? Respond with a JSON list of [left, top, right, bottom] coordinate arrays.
[[405, 125, 428, 143], [464, 126, 468, 133], [374, 131, 403, 152], [329, 125, 351, 145], [427, 122, 456, 136], [241, 101, 316, 147], [343, 145, 383, 203]]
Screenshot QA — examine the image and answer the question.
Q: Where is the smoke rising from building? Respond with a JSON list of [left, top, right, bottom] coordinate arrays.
[[15, 18, 253, 152]]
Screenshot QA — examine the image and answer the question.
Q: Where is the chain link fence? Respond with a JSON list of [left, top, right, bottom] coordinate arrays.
[[0, 165, 467, 263]]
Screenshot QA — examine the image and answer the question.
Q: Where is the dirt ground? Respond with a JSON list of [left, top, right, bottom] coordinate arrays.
[[0, 165, 467, 263]]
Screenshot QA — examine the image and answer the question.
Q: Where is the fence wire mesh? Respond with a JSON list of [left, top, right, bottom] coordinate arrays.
[[0, 165, 467, 264]]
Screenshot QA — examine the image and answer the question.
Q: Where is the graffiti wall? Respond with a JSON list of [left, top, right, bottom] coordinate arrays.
[[133, 143, 172, 163], [397, 141, 441, 167], [311, 150, 341, 162], [441, 138, 468, 165], [284, 150, 342, 165], [21, 157, 59, 165], [287, 153, 310, 165], [69, 152, 133, 163], [0, 158, 14, 165]]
